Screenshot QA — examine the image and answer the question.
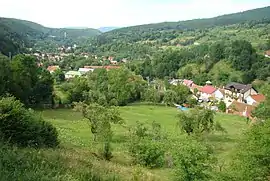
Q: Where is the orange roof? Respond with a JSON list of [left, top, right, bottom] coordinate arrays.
[[265, 50, 270, 56], [251, 94, 266, 103], [47, 66, 59, 72]]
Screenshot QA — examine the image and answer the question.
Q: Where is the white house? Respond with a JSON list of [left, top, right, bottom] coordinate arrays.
[[78, 68, 94, 75], [199, 85, 217, 101], [214, 89, 224, 100], [65, 71, 82, 79], [224, 82, 258, 103]]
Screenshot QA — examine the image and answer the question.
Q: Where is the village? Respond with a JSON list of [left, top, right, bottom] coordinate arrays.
[[170, 78, 265, 120]]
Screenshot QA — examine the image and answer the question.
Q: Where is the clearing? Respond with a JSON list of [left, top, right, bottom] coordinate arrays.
[[38, 104, 248, 180]]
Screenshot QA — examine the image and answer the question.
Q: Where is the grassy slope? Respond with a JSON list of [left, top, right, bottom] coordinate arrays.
[[37, 104, 247, 180]]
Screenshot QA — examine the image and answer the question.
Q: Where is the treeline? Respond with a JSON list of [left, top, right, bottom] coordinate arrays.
[[127, 39, 270, 86], [59, 68, 195, 107], [0, 54, 54, 107]]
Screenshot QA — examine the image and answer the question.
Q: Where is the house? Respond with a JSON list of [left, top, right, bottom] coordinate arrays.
[[224, 82, 257, 103], [183, 79, 194, 88], [78, 68, 94, 75], [47, 66, 60, 73], [65, 71, 82, 79], [227, 101, 256, 118], [84, 66, 120, 71], [170, 79, 182, 86], [110, 60, 118, 65], [265, 50, 270, 58], [199, 85, 216, 100], [246, 94, 266, 106], [214, 89, 224, 100]]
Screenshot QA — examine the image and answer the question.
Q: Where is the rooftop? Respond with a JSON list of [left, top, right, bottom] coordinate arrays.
[[225, 82, 254, 94]]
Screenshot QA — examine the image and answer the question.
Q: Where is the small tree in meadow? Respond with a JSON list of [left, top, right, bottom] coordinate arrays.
[[177, 108, 225, 135], [74, 102, 123, 160]]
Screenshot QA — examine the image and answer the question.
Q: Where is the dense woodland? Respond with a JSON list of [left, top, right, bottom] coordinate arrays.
[[0, 5, 270, 181]]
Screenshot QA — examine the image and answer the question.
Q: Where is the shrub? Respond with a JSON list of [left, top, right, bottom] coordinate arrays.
[[129, 138, 165, 168], [173, 137, 216, 181], [218, 101, 226, 112], [128, 121, 165, 168], [0, 96, 59, 148]]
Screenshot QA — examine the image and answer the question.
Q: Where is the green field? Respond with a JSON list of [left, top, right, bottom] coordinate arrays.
[[37, 104, 248, 180]]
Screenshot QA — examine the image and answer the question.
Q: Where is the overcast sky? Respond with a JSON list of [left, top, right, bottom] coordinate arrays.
[[1, 0, 270, 28]]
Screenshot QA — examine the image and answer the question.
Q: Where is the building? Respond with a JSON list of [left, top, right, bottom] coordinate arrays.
[[47, 66, 60, 73], [224, 82, 257, 103], [265, 50, 270, 58], [227, 101, 255, 118], [65, 71, 82, 79], [169, 79, 183, 86], [78, 68, 94, 75], [84, 66, 120, 71], [183, 79, 194, 88], [246, 94, 266, 106], [199, 85, 217, 100]]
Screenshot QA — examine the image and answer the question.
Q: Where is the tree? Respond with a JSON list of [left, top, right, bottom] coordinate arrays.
[[163, 90, 177, 106], [229, 40, 256, 71], [221, 120, 270, 181], [0, 54, 11, 96], [173, 136, 215, 181], [74, 102, 123, 160], [171, 85, 191, 105], [53, 69, 65, 83], [8, 54, 53, 106], [177, 108, 216, 135], [209, 42, 225, 62]]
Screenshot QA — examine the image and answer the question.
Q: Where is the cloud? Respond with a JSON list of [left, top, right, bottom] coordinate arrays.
[[0, 0, 269, 28]]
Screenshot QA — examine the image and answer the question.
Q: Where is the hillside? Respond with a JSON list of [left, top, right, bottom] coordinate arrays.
[[0, 18, 101, 56], [88, 6, 270, 59]]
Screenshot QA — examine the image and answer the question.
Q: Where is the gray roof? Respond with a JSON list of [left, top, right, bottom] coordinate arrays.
[[225, 82, 254, 94]]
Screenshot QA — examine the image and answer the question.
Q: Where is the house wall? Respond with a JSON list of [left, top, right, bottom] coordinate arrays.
[[246, 96, 256, 105], [243, 88, 257, 99], [214, 90, 224, 100]]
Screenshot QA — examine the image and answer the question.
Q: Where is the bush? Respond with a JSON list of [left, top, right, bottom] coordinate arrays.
[[128, 121, 165, 168], [0, 96, 59, 148], [218, 101, 226, 112], [173, 137, 216, 181], [129, 138, 165, 168]]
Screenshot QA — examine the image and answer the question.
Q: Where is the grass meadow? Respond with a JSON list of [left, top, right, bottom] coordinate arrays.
[[0, 104, 248, 180]]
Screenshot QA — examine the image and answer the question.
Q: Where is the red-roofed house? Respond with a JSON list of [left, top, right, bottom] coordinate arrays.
[[246, 94, 266, 106], [199, 85, 217, 100], [183, 79, 194, 88], [47, 66, 60, 73]]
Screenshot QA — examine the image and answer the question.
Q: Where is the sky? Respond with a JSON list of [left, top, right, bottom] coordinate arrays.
[[1, 0, 270, 28]]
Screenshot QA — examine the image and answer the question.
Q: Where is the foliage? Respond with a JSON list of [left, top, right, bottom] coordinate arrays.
[[0, 96, 59, 148], [53, 69, 65, 83], [74, 102, 123, 160], [221, 120, 270, 181], [0, 54, 54, 106], [177, 108, 217, 135], [128, 121, 166, 168], [218, 101, 226, 112], [173, 136, 215, 181]]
